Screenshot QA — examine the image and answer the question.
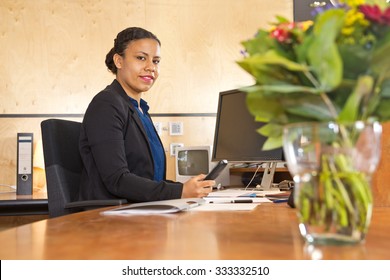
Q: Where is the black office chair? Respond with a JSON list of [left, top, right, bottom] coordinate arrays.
[[41, 119, 126, 218]]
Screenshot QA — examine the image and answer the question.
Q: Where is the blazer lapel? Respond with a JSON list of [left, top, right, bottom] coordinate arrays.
[[111, 79, 149, 141]]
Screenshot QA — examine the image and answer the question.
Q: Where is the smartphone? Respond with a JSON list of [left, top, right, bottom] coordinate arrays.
[[204, 159, 228, 180]]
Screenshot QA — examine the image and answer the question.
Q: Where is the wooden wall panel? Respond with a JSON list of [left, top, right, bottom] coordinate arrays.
[[0, 117, 82, 191], [0, 1, 293, 197], [372, 122, 390, 207], [157, 116, 217, 180], [0, 0, 292, 114], [0, 0, 293, 190], [0, 116, 215, 187], [1, 1, 388, 207]]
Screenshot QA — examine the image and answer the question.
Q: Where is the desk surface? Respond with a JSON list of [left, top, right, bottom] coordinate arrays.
[[0, 191, 48, 216], [0, 203, 389, 260], [0, 191, 47, 200]]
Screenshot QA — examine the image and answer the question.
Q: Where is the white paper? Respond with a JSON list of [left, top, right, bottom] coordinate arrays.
[[101, 198, 205, 216], [207, 189, 257, 198], [207, 189, 285, 198], [248, 190, 285, 197], [188, 203, 258, 211], [204, 197, 272, 203]]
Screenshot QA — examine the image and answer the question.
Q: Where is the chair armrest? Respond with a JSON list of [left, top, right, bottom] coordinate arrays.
[[65, 199, 127, 209]]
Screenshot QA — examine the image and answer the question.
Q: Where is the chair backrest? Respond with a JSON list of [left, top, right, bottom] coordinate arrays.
[[41, 119, 83, 217]]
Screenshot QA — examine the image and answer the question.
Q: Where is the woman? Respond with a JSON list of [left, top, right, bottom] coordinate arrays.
[[78, 27, 214, 202]]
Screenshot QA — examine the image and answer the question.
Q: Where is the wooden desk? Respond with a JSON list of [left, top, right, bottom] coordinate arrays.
[[0, 191, 48, 230], [0, 203, 389, 260], [0, 191, 48, 216]]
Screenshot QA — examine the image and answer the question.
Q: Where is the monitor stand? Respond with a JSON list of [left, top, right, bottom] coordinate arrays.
[[253, 161, 279, 191]]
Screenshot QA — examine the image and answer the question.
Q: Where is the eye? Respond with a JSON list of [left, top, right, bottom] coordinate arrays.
[[136, 56, 146, 61], [153, 59, 160, 65]]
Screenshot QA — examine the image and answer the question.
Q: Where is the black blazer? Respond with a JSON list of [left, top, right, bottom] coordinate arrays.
[[78, 79, 183, 202]]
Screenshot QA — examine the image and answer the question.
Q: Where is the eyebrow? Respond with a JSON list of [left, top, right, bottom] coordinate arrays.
[[137, 51, 161, 59]]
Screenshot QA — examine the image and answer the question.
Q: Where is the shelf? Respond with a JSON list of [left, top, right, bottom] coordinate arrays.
[[229, 167, 292, 185], [229, 167, 290, 174]]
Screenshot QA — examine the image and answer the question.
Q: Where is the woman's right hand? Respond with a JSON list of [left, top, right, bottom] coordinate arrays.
[[181, 174, 215, 198]]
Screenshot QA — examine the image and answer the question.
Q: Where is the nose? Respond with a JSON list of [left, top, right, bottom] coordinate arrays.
[[145, 61, 156, 72]]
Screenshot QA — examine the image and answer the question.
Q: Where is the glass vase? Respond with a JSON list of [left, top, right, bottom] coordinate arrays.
[[283, 121, 382, 244]]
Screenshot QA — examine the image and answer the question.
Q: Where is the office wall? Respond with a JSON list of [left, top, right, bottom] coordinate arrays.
[[0, 0, 292, 114], [1, 0, 389, 207], [0, 0, 293, 187]]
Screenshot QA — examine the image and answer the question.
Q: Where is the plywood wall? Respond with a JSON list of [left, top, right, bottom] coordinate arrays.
[[372, 122, 390, 207], [0, 0, 293, 187], [0, 0, 292, 114], [0, 116, 216, 188], [0, 0, 389, 207]]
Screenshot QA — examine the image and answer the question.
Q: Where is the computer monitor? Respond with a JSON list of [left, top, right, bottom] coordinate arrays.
[[175, 145, 211, 183], [212, 89, 284, 190], [175, 145, 230, 187]]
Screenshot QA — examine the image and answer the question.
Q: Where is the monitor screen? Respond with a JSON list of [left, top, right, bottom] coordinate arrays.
[[175, 145, 230, 187], [177, 149, 210, 176], [212, 89, 284, 163]]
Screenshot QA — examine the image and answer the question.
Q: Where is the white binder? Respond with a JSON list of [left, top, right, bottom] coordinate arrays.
[[16, 133, 33, 195]]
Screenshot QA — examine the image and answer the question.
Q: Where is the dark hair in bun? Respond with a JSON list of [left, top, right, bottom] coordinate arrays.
[[105, 27, 161, 74]]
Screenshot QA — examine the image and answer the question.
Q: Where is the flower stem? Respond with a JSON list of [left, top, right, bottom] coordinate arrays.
[[303, 70, 339, 120]]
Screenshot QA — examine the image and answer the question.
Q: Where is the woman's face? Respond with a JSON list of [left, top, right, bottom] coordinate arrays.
[[114, 38, 161, 97]]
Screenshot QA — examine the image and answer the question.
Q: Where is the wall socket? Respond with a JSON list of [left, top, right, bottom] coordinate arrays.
[[153, 122, 163, 136], [169, 122, 184, 135], [170, 143, 184, 156]]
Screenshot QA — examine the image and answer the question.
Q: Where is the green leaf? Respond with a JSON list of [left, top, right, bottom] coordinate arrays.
[[241, 30, 275, 56], [251, 84, 320, 95], [237, 61, 297, 86], [241, 50, 309, 73], [338, 75, 374, 122], [306, 9, 345, 91], [257, 122, 283, 138], [371, 30, 390, 76], [377, 99, 390, 120], [338, 44, 370, 80], [365, 94, 381, 119], [274, 15, 290, 24], [286, 103, 333, 121], [380, 79, 390, 98], [246, 91, 286, 122], [278, 93, 335, 121], [262, 136, 283, 150]]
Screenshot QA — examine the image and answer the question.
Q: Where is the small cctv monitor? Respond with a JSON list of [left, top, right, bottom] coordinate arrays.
[[175, 145, 230, 187]]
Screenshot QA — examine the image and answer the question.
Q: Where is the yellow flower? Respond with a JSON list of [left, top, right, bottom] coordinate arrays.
[[299, 20, 313, 31], [339, 4, 370, 44], [340, 0, 365, 7], [342, 26, 355, 36]]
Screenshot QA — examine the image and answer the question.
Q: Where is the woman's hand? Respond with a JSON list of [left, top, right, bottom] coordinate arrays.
[[181, 174, 215, 198]]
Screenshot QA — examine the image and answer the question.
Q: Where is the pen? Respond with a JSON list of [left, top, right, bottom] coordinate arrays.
[[209, 199, 253, 204], [272, 198, 289, 203]]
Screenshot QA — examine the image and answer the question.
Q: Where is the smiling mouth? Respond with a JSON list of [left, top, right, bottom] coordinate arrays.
[[140, 75, 154, 82]]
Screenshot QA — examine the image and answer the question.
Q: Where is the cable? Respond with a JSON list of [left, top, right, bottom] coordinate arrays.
[[244, 163, 262, 190], [0, 184, 16, 193]]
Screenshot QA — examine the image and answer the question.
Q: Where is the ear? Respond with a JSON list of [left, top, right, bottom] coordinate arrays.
[[113, 53, 123, 69]]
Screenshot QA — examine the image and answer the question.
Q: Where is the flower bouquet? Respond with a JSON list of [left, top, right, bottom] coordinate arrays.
[[237, 0, 390, 244]]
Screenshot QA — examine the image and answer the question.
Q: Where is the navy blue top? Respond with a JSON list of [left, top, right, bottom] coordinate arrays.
[[129, 97, 165, 182]]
